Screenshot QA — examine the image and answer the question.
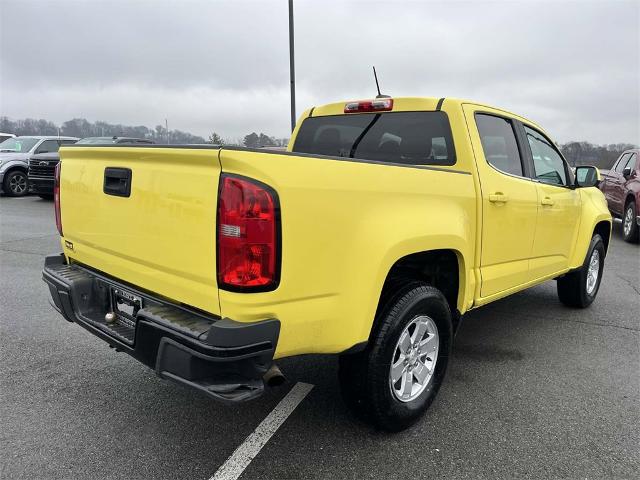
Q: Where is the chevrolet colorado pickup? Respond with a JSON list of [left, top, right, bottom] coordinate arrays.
[[43, 97, 611, 431]]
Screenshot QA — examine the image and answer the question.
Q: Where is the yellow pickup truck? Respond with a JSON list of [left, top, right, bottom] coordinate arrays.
[[43, 97, 611, 431]]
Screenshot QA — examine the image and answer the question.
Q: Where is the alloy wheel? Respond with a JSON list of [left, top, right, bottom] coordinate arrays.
[[585, 249, 600, 295], [389, 315, 439, 402], [9, 172, 28, 195], [623, 207, 633, 237]]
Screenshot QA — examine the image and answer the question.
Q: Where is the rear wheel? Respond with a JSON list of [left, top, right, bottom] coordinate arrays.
[[3, 170, 29, 197], [622, 201, 639, 244], [338, 283, 452, 431], [557, 234, 605, 308]]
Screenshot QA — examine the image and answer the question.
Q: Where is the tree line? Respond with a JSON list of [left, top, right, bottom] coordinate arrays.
[[560, 142, 637, 169], [1, 116, 635, 168], [0, 116, 290, 147], [0, 116, 206, 144], [208, 131, 288, 148]]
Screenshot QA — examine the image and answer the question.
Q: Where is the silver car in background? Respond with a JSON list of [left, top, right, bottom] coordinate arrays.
[[0, 136, 78, 196]]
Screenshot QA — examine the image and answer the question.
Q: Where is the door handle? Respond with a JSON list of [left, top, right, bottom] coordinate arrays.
[[488, 193, 509, 203], [541, 196, 554, 206], [104, 167, 132, 197]]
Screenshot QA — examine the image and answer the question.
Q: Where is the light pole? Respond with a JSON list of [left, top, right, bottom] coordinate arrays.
[[288, 0, 296, 132]]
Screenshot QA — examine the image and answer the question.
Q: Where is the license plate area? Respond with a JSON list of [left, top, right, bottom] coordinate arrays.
[[111, 287, 143, 327]]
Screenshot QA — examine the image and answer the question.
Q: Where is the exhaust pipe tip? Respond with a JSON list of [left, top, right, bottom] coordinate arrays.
[[263, 364, 286, 387]]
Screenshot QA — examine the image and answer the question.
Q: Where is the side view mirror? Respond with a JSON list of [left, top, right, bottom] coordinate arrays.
[[574, 165, 601, 188], [622, 167, 633, 179]]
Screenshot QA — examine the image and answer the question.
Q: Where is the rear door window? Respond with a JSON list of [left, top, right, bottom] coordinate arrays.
[[475, 114, 524, 177], [292, 111, 456, 166]]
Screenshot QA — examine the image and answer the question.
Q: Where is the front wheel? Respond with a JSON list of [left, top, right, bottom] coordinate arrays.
[[557, 234, 605, 308], [3, 170, 29, 197], [338, 283, 452, 431], [622, 201, 639, 244]]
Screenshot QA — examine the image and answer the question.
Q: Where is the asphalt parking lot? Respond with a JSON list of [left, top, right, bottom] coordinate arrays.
[[1, 195, 638, 480]]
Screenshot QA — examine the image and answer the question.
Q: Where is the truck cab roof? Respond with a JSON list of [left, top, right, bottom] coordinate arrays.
[[308, 96, 540, 128]]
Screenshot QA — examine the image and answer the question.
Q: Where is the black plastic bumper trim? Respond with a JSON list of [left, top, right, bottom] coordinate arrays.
[[42, 254, 279, 403]]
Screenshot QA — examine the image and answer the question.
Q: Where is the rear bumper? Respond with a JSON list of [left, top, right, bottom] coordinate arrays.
[[42, 254, 279, 403], [28, 176, 54, 194]]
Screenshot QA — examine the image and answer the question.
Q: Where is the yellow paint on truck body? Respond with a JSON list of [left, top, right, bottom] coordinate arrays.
[[60, 147, 222, 316], [59, 97, 611, 359]]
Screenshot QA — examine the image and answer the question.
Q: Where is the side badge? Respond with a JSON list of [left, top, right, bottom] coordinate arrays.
[[65, 240, 74, 251]]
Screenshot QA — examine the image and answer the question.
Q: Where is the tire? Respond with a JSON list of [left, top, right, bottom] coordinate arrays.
[[338, 283, 453, 431], [3, 170, 29, 197], [557, 234, 605, 308], [38, 194, 54, 200], [622, 201, 639, 244]]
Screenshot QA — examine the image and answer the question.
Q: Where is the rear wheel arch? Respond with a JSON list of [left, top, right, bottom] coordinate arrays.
[[339, 282, 453, 430], [372, 249, 463, 338]]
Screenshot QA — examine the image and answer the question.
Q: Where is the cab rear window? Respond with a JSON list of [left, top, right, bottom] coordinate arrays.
[[292, 111, 456, 166]]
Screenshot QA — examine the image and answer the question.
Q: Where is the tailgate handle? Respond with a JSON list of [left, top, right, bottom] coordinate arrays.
[[103, 168, 132, 197]]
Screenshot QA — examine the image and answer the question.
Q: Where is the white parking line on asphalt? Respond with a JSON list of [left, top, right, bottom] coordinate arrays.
[[210, 382, 314, 480]]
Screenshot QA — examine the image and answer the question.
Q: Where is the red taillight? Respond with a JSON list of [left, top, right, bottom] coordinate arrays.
[[344, 98, 393, 113], [217, 174, 279, 291], [54, 162, 62, 236]]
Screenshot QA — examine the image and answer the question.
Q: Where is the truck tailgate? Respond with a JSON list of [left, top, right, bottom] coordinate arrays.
[[59, 146, 222, 316]]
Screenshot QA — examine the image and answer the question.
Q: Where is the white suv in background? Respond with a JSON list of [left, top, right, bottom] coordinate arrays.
[[0, 136, 78, 197]]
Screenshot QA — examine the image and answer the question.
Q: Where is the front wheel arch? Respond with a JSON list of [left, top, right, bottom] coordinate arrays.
[[558, 234, 605, 308], [593, 220, 611, 255], [2, 165, 28, 178], [624, 193, 636, 205]]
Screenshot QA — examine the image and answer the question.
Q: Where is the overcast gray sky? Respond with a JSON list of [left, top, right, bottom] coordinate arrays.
[[1, 0, 638, 143]]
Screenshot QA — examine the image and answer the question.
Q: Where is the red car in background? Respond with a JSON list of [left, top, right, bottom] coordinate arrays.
[[599, 149, 640, 243]]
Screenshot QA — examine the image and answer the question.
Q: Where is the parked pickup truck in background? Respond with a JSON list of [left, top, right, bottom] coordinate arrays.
[[599, 148, 639, 243], [28, 137, 154, 199], [28, 152, 63, 199], [43, 97, 611, 431]]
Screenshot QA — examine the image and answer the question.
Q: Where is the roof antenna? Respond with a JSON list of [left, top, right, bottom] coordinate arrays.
[[373, 66, 390, 99]]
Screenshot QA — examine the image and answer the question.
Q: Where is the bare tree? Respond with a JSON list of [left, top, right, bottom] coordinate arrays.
[[208, 132, 225, 145]]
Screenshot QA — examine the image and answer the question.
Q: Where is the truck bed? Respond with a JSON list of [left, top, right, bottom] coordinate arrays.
[[59, 144, 476, 357]]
